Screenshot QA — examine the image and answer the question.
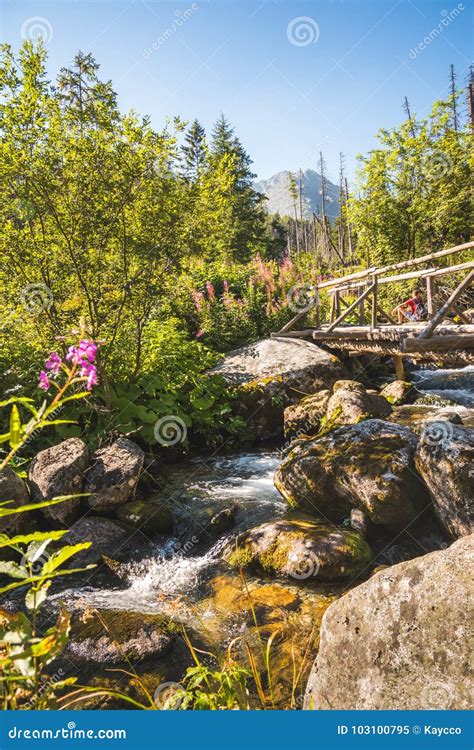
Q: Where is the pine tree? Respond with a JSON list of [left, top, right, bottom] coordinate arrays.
[[181, 119, 207, 179]]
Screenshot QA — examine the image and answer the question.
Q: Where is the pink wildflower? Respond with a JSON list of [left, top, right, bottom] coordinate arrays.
[[39, 371, 50, 391], [205, 281, 215, 300], [78, 339, 97, 362], [80, 361, 99, 390], [45, 352, 62, 373], [191, 289, 204, 311], [223, 280, 229, 293], [196, 329, 203, 338]]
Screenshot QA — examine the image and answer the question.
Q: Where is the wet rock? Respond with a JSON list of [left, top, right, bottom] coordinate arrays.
[[86, 438, 144, 512], [324, 380, 392, 427], [68, 608, 175, 665], [207, 575, 299, 614], [415, 423, 474, 539], [423, 410, 463, 426], [116, 498, 173, 535], [284, 391, 330, 441], [28, 438, 88, 526], [304, 534, 474, 709], [210, 338, 346, 439], [62, 517, 132, 567], [170, 493, 237, 548], [379, 379, 420, 405], [350, 509, 374, 539], [0, 467, 30, 535], [415, 393, 456, 407], [223, 517, 373, 582], [275, 420, 428, 533]]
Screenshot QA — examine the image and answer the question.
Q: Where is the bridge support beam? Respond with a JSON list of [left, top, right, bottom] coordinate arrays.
[[393, 354, 405, 381]]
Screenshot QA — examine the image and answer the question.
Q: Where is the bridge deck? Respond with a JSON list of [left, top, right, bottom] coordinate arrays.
[[273, 323, 474, 364]]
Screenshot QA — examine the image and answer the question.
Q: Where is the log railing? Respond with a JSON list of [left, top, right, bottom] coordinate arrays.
[[277, 241, 474, 340]]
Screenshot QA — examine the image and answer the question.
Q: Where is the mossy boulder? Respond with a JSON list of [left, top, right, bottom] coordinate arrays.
[[324, 380, 391, 429], [116, 498, 173, 534], [223, 517, 373, 582], [415, 423, 474, 539], [274, 420, 429, 533], [380, 380, 420, 405], [284, 390, 331, 441], [304, 534, 474, 709], [210, 338, 346, 439], [68, 608, 176, 665]]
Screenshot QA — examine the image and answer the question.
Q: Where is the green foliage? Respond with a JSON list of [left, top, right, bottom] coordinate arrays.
[[348, 91, 472, 268], [176, 662, 251, 710]]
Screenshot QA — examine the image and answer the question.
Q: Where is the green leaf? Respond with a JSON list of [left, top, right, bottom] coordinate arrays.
[[0, 560, 28, 579], [25, 581, 51, 611], [0, 494, 87, 518], [0, 530, 67, 549], [41, 543, 91, 575], [9, 404, 22, 449]]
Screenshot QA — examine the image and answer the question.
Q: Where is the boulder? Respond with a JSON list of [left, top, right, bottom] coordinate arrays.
[[0, 467, 30, 535], [324, 380, 391, 427], [86, 438, 144, 512], [210, 338, 346, 439], [62, 517, 131, 567], [116, 498, 173, 535], [274, 420, 428, 533], [223, 517, 373, 582], [304, 534, 474, 709], [68, 609, 175, 665], [379, 380, 420, 405], [284, 391, 330, 441], [415, 423, 473, 539], [28, 438, 88, 526]]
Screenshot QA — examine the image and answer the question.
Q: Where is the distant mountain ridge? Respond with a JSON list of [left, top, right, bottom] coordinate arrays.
[[254, 168, 340, 219]]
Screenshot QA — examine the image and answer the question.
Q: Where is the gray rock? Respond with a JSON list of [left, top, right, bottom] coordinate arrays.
[[275, 420, 429, 533], [325, 380, 391, 427], [284, 390, 330, 441], [304, 534, 474, 709], [86, 438, 144, 512], [380, 380, 420, 405], [415, 423, 473, 539], [28, 438, 88, 526], [210, 338, 346, 439], [224, 517, 373, 582], [0, 467, 30, 535], [68, 609, 174, 665], [62, 517, 132, 567]]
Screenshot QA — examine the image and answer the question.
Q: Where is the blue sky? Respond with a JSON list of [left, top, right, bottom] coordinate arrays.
[[1, 0, 472, 183]]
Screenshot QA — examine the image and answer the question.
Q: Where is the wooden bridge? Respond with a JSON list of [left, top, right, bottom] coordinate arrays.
[[273, 241, 474, 376]]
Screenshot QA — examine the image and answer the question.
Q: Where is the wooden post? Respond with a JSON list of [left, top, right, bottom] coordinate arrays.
[[393, 355, 405, 381], [314, 287, 320, 329], [358, 285, 365, 325], [371, 276, 378, 329], [426, 275, 437, 318], [335, 289, 341, 318], [418, 270, 474, 339], [326, 282, 376, 333]]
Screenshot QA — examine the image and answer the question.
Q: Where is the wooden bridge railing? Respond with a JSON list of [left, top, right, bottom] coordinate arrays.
[[278, 241, 474, 340]]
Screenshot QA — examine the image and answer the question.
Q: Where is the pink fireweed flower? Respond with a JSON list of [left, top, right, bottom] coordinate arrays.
[[191, 289, 204, 311], [223, 280, 229, 293], [45, 352, 62, 373], [78, 339, 98, 362], [205, 281, 215, 300], [196, 329, 203, 338], [80, 361, 99, 390], [39, 370, 50, 391]]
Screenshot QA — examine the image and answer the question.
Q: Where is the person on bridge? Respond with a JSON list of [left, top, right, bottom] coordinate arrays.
[[391, 288, 427, 323]]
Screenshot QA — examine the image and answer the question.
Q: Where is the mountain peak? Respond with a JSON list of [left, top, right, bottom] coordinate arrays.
[[254, 168, 339, 219]]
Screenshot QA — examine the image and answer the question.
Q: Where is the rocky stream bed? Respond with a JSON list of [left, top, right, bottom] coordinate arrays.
[[1, 340, 473, 710]]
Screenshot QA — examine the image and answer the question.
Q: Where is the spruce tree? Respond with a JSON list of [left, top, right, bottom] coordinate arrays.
[[181, 119, 207, 179]]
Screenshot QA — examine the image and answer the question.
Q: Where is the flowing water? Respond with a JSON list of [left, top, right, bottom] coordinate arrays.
[[45, 364, 473, 693]]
